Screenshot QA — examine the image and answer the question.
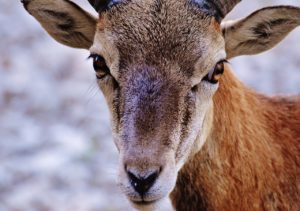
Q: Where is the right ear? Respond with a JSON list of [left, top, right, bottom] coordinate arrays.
[[222, 6, 300, 59], [22, 0, 98, 49]]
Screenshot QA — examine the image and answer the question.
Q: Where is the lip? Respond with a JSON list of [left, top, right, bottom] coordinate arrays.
[[127, 192, 162, 204], [132, 199, 159, 206]]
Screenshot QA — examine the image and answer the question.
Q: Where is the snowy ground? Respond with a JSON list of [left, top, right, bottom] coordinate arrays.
[[0, 0, 299, 211]]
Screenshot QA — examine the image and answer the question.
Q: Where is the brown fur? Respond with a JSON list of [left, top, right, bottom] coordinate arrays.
[[22, 0, 300, 210], [171, 66, 300, 211]]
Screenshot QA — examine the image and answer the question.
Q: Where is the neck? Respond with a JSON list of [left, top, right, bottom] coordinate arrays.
[[170, 66, 300, 210]]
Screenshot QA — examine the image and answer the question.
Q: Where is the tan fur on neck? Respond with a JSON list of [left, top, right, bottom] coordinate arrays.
[[171, 65, 300, 211]]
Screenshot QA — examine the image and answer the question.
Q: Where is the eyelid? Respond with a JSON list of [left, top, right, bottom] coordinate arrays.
[[87, 53, 95, 60], [218, 59, 229, 64], [211, 59, 228, 73], [88, 53, 102, 60], [207, 59, 227, 76], [191, 59, 227, 87]]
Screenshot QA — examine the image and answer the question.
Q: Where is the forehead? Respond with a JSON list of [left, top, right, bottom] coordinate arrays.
[[92, 0, 225, 76]]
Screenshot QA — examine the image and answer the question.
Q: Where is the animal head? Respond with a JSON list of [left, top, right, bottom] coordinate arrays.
[[23, 0, 300, 209]]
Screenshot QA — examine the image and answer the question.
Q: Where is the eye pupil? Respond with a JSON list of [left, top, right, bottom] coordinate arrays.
[[92, 55, 107, 71], [203, 60, 226, 84], [215, 62, 224, 75], [93, 57, 106, 70], [89, 54, 110, 79]]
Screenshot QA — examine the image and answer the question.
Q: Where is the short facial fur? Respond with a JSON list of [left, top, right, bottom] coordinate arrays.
[[90, 1, 225, 207], [23, 0, 300, 210]]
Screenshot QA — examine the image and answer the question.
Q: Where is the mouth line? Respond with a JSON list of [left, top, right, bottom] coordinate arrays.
[[131, 199, 159, 206]]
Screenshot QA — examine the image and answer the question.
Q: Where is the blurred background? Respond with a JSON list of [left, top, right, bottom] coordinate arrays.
[[0, 0, 299, 210]]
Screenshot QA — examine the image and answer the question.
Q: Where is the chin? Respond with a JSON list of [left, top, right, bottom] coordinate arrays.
[[130, 197, 174, 211]]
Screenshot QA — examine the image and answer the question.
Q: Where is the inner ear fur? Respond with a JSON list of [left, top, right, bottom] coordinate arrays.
[[222, 6, 300, 59], [24, 0, 98, 49]]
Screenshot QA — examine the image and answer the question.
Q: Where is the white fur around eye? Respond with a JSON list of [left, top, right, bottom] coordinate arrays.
[[198, 80, 219, 98]]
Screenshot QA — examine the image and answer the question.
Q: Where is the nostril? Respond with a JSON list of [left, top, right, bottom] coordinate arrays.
[[127, 170, 159, 196]]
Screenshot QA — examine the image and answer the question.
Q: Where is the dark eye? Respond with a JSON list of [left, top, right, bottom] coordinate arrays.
[[88, 54, 110, 79], [202, 60, 226, 84]]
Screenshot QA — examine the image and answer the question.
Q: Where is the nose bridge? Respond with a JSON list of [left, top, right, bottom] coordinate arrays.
[[120, 66, 180, 167], [122, 66, 180, 139], [119, 67, 183, 196]]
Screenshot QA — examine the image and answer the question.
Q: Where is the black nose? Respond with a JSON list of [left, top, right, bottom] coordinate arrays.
[[127, 170, 159, 196]]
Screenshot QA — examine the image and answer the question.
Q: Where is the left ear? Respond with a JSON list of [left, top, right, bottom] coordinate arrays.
[[222, 6, 300, 59], [23, 0, 98, 49]]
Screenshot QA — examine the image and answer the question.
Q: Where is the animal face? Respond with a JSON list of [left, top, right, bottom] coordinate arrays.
[[23, 0, 300, 209], [89, 1, 225, 207]]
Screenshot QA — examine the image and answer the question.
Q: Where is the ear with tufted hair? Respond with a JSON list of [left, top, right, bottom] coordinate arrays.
[[222, 6, 300, 59], [23, 0, 98, 49]]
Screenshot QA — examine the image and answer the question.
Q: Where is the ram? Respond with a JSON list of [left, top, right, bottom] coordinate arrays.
[[22, 0, 300, 210]]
